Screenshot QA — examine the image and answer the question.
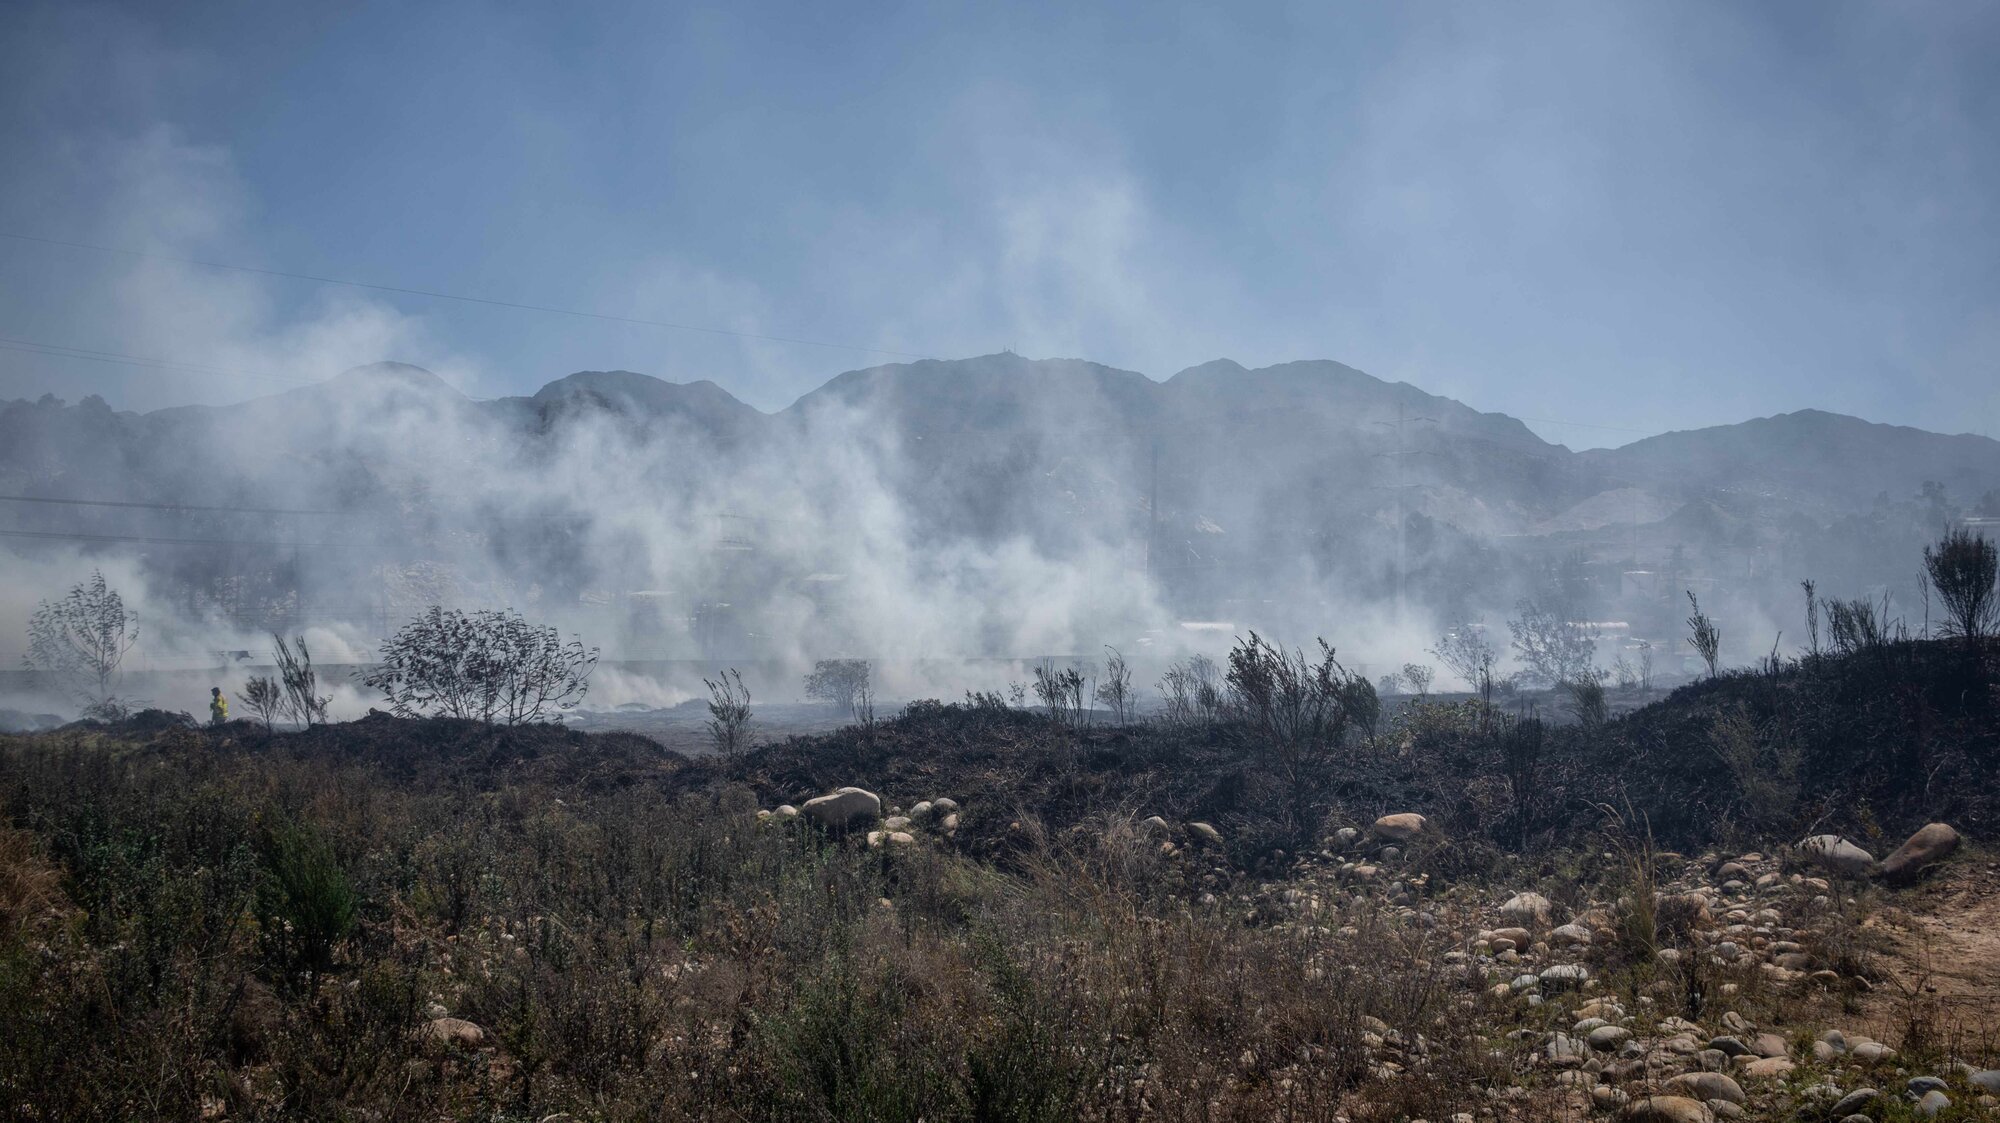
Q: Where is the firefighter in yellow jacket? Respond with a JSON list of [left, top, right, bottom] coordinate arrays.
[[210, 686, 228, 727]]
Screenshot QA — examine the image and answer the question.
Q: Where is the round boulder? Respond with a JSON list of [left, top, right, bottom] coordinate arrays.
[[1501, 891, 1554, 928], [1877, 823, 1960, 885], [1799, 835, 1875, 878], [1372, 813, 1428, 842], [802, 787, 882, 833], [1662, 1073, 1746, 1105], [1621, 1095, 1714, 1123]]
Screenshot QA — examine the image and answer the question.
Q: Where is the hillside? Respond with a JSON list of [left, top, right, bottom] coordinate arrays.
[[0, 636, 1994, 1119]]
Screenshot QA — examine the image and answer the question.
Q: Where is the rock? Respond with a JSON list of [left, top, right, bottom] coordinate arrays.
[[1541, 964, 1590, 989], [1737, 1056, 1794, 1080], [1851, 1041, 1894, 1063], [1908, 1077, 1948, 1096], [887, 831, 916, 846], [1662, 1073, 1746, 1105], [940, 812, 960, 832], [882, 815, 912, 831], [802, 787, 882, 832], [1333, 826, 1361, 847], [1140, 815, 1171, 836], [1876, 823, 1960, 885], [1188, 821, 1223, 845], [1620, 1095, 1714, 1123], [1373, 813, 1428, 841], [1750, 1032, 1788, 1059], [1548, 1034, 1589, 1063], [1709, 1036, 1750, 1057], [1916, 1090, 1950, 1117], [1587, 1025, 1632, 1051], [1828, 1088, 1878, 1117], [1501, 891, 1553, 928], [1490, 926, 1533, 948], [424, 1017, 485, 1048], [773, 804, 799, 819], [930, 797, 960, 814], [1968, 1069, 2000, 1094], [1550, 922, 1593, 946], [1800, 835, 1875, 878], [906, 800, 933, 820]]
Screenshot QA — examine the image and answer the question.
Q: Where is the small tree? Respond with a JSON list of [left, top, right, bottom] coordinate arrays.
[[361, 608, 596, 725], [1400, 662, 1433, 699], [1095, 647, 1132, 724], [238, 675, 284, 730], [24, 570, 139, 717], [1507, 599, 1599, 689], [1923, 526, 1998, 639], [274, 634, 332, 726], [1684, 592, 1720, 678], [704, 668, 752, 758], [803, 659, 870, 717], [1432, 619, 1496, 697]]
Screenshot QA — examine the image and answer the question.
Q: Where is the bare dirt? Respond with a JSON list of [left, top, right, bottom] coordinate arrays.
[[1857, 857, 2000, 1053]]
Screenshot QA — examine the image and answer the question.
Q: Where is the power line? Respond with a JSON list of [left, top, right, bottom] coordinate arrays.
[[0, 492, 341, 516], [0, 337, 315, 387], [1, 230, 934, 361], [0, 528, 363, 548]]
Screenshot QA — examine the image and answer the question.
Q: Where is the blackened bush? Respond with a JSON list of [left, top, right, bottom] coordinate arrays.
[[363, 607, 598, 725]]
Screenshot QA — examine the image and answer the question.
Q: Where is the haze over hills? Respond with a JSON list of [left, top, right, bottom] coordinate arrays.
[[1, 353, 1995, 667]]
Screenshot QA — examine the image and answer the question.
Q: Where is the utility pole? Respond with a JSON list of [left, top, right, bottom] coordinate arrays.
[[1146, 437, 1159, 581], [1373, 401, 1436, 625]]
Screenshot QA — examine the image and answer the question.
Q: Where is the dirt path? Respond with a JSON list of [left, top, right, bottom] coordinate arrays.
[[1855, 858, 2000, 1054]]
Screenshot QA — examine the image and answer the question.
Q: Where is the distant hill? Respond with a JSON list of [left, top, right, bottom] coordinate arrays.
[[2, 353, 1995, 648]]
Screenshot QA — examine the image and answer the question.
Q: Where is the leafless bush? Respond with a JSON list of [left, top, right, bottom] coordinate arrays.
[[1094, 646, 1132, 724], [274, 634, 332, 726], [1225, 632, 1368, 841], [703, 668, 752, 758], [1033, 660, 1089, 733], [1432, 618, 1496, 705], [360, 609, 596, 725], [1158, 653, 1224, 727], [237, 675, 283, 730], [1400, 662, 1433, 699], [1612, 653, 1639, 692], [1827, 594, 1892, 655], [1802, 579, 1822, 656], [1685, 591, 1721, 678], [1562, 672, 1608, 726]]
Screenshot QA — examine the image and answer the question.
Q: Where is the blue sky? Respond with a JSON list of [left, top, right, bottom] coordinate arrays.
[[1, 0, 1996, 446]]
